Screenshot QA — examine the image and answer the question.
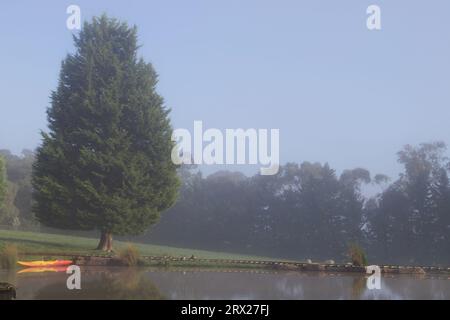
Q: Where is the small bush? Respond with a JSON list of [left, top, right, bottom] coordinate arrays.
[[348, 243, 367, 267], [0, 244, 18, 270], [118, 244, 141, 267]]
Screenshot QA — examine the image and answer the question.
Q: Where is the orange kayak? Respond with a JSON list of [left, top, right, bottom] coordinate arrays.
[[17, 260, 73, 268]]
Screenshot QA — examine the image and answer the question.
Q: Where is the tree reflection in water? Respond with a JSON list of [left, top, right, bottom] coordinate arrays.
[[34, 268, 165, 300], [351, 276, 366, 300]]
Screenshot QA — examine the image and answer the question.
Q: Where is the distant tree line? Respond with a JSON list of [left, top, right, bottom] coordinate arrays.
[[145, 142, 450, 265], [1, 142, 449, 265]]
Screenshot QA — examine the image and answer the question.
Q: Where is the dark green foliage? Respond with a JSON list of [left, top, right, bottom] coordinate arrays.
[[32, 16, 179, 245], [0, 156, 20, 227], [0, 157, 6, 212], [0, 150, 34, 183], [0, 150, 35, 227], [368, 142, 450, 264], [147, 163, 372, 261], [0, 183, 20, 228]]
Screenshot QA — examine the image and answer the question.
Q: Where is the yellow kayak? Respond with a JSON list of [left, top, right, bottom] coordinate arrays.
[[17, 260, 73, 268]]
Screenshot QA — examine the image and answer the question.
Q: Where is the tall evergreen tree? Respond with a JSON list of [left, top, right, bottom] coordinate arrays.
[[32, 16, 179, 251]]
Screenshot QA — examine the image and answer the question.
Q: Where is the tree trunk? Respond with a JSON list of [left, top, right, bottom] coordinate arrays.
[[97, 231, 113, 251], [106, 233, 113, 252]]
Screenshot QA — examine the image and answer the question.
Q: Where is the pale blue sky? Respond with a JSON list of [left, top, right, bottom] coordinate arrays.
[[1, 1, 450, 180]]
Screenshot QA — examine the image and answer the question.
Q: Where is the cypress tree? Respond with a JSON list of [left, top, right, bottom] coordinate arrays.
[[32, 15, 179, 251]]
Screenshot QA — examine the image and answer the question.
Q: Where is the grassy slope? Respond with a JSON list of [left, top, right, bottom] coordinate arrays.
[[0, 229, 271, 261]]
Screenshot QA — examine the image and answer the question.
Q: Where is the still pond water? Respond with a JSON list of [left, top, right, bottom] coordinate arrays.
[[1, 267, 450, 300]]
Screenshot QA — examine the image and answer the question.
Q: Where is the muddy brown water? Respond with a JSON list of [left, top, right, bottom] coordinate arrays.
[[1, 267, 450, 300]]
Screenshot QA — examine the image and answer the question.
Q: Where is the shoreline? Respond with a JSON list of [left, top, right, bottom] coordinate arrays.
[[16, 253, 450, 275]]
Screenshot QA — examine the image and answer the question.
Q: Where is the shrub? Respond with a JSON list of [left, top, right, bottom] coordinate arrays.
[[348, 243, 367, 267], [0, 244, 18, 270], [118, 244, 141, 267]]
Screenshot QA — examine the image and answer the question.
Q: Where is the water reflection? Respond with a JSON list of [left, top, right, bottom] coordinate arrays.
[[1, 269, 17, 287], [0, 267, 450, 300], [351, 276, 366, 300], [34, 269, 165, 300]]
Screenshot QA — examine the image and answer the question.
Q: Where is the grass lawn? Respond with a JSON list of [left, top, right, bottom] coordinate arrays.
[[0, 229, 272, 261]]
